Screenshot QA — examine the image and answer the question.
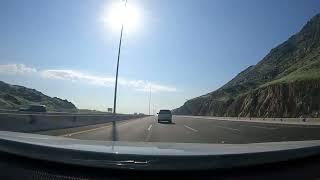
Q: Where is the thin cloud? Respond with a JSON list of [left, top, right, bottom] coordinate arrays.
[[0, 64, 37, 75], [42, 70, 115, 87], [42, 69, 177, 92], [0, 64, 177, 93], [133, 82, 177, 92]]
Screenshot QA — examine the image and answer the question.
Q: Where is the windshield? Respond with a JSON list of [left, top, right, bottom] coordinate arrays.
[[0, 0, 320, 149]]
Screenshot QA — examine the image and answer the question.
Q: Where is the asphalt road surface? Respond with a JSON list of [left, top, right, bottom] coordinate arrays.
[[37, 116, 320, 144]]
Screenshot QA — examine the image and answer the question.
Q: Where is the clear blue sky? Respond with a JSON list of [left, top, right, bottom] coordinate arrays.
[[0, 0, 319, 113]]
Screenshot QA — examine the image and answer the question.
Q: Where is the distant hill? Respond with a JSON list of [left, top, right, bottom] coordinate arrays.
[[0, 81, 77, 112], [174, 14, 320, 118]]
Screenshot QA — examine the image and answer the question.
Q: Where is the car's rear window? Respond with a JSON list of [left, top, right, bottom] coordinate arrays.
[[159, 110, 171, 114]]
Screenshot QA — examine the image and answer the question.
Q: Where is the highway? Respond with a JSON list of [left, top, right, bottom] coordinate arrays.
[[37, 116, 320, 144]]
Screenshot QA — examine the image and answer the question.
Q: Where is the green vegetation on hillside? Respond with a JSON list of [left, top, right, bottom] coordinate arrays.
[[174, 13, 320, 118], [0, 81, 77, 112]]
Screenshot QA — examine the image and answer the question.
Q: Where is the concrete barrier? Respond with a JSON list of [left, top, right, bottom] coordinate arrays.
[[0, 113, 146, 132], [179, 116, 320, 125]]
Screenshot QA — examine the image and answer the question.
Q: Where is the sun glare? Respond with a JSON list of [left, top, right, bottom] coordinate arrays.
[[102, 1, 141, 32]]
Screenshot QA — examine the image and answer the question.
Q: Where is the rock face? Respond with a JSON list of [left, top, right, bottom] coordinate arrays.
[[0, 81, 77, 112], [226, 80, 320, 117], [174, 14, 320, 118]]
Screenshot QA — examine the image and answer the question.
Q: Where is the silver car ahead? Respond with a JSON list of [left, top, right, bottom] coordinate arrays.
[[157, 110, 172, 123]]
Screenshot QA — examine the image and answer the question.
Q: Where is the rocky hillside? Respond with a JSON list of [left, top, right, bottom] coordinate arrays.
[[174, 14, 320, 118], [0, 81, 77, 112]]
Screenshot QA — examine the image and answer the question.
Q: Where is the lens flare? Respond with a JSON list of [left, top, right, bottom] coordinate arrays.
[[102, 1, 141, 32]]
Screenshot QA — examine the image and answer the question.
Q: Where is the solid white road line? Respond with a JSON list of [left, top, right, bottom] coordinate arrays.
[[280, 125, 320, 129], [180, 115, 320, 126], [62, 125, 112, 137], [147, 124, 153, 131], [215, 125, 241, 132], [184, 125, 198, 132], [240, 124, 277, 130], [61, 121, 133, 137]]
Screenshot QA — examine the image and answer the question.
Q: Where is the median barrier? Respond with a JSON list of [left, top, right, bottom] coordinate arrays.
[[0, 113, 146, 132]]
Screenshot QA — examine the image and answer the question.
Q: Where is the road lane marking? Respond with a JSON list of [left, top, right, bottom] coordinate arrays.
[[250, 125, 277, 130], [179, 115, 320, 126], [215, 125, 241, 132], [62, 125, 112, 137], [279, 125, 320, 129], [240, 125, 277, 130], [60, 120, 134, 137], [145, 124, 154, 141], [184, 125, 198, 132]]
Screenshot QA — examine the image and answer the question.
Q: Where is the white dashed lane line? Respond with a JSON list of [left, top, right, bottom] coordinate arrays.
[[145, 124, 154, 141], [184, 125, 198, 132]]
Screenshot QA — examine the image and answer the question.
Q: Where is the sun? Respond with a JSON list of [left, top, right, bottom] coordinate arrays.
[[102, 1, 141, 33]]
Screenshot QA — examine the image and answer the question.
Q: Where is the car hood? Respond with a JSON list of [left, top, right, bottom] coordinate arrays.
[[0, 131, 320, 170]]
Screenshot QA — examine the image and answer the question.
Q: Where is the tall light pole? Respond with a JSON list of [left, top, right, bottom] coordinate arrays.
[[113, 0, 128, 115], [153, 104, 156, 115], [112, 0, 128, 142], [148, 86, 151, 115]]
